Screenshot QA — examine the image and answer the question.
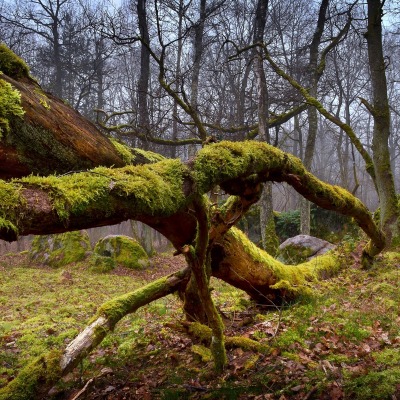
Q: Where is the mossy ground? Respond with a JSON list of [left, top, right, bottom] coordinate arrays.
[[0, 251, 399, 399]]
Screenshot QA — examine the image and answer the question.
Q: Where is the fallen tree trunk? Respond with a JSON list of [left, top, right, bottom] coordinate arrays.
[[0, 141, 385, 260]]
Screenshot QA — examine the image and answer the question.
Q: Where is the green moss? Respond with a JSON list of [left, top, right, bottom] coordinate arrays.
[[0, 180, 24, 235], [0, 44, 30, 79], [264, 215, 279, 257], [228, 227, 341, 297], [110, 138, 136, 164], [373, 348, 400, 366], [94, 235, 148, 269], [0, 350, 62, 400], [89, 253, 116, 273], [226, 336, 269, 354], [193, 141, 284, 193], [0, 79, 25, 137], [344, 367, 400, 399], [191, 344, 213, 362], [97, 273, 177, 328], [133, 148, 165, 163], [29, 231, 91, 268]]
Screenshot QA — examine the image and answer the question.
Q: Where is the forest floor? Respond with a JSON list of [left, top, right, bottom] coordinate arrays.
[[0, 248, 399, 400]]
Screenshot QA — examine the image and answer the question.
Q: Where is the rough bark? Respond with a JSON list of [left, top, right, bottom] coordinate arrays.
[[0, 73, 125, 179], [137, 0, 151, 143]]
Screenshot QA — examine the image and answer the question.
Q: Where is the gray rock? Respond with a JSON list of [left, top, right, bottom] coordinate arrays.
[[277, 234, 335, 264]]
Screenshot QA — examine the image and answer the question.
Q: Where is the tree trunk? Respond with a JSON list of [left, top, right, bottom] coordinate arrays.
[[300, 0, 329, 235], [366, 0, 400, 245], [253, 0, 279, 255], [137, 0, 151, 146]]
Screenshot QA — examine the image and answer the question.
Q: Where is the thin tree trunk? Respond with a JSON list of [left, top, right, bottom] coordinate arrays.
[[137, 0, 151, 147]]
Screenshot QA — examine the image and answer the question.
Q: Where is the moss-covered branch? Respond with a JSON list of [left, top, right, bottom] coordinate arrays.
[[0, 268, 190, 400], [212, 227, 343, 302], [0, 141, 384, 262], [263, 48, 376, 183]]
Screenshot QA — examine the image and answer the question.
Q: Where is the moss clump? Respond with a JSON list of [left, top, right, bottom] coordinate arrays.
[[0, 79, 25, 137], [110, 138, 136, 164], [89, 253, 116, 273], [344, 367, 400, 399], [0, 180, 24, 235], [0, 44, 30, 80], [133, 148, 165, 163], [191, 344, 213, 362], [193, 141, 284, 193], [94, 235, 149, 269], [0, 349, 62, 400], [29, 230, 91, 268]]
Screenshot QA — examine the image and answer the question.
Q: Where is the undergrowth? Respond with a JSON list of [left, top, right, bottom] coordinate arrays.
[[0, 251, 399, 399]]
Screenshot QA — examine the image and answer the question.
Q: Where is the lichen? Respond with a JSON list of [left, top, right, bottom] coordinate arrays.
[[0, 78, 25, 137], [0, 43, 30, 80]]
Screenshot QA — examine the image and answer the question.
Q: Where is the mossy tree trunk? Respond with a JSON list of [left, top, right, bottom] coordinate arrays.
[[365, 0, 400, 246]]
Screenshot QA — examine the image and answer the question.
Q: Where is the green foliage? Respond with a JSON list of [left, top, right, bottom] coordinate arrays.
[[274, 206, 358, 243], [274, 209, 300, 242], [0, 181, 24, 235], [0, 44, 29, 79], [0, 79, 25, 137]]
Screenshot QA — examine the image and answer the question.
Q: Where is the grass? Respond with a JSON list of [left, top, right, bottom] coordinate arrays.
[[0, 251, 399, 399]]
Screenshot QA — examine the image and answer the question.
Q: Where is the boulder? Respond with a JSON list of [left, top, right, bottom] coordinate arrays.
[[93, 235, 149, 269], [29, 230, 91, 267], [277, 234, 335, 264]]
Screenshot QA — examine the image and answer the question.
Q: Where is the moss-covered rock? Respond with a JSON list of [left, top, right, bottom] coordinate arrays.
[[29, 230, 91, 267], [93, 235, 149, 269]]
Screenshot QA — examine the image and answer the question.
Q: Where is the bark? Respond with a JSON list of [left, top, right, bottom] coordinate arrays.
[[0, 73, 125, 179]]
